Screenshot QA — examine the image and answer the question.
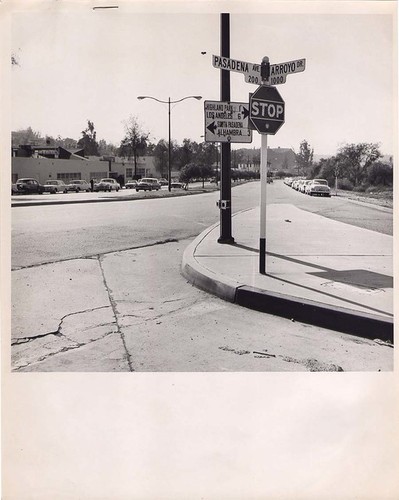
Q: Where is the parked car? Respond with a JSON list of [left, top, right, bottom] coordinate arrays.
[[300, 180, 312, 193], [68, 180, 91, 192], [291, 179, 300, 190], [296, 179, 307, 192], [125, 180, 138, 189], [171, 182, 187, 189], [136, 178, 161, 191], [44, 179, 72, 194], [158, 178, 168, 186], [14, 178, 45, 194], [306, 179, 331, 197], [93, 178, 121, 192]]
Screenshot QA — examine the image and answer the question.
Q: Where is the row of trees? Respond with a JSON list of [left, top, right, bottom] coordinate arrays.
[[12, 117, 220, 178], [292, 140, 393, 191], [12, 123, 392, 191]]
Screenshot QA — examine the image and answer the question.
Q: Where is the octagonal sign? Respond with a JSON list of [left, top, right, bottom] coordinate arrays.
[[249, 85, 285, 135]]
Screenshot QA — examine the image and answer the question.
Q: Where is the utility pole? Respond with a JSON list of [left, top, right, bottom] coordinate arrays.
[[218, 13, 234, 244]]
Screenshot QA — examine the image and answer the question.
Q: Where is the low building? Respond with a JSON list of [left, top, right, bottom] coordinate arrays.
[[11, 146, 158, 185]]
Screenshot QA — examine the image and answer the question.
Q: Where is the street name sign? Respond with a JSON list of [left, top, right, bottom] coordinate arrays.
[[213, 55, 306, 85], [204, 100, 252, 143], [249, 86, 285, 135], [212, 55, 262, 85], [268, 58, 306, 85]]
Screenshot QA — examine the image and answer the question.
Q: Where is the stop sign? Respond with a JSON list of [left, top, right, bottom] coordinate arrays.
[[249, 85, 285, 135]]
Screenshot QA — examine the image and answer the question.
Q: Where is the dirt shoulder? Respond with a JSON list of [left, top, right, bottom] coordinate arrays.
[[333, 189, 393, 209]]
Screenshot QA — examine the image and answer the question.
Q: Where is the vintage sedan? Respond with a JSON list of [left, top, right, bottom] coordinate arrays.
[[14, 178, 45, 194], [68, 180, 91, 192], [300, 180, 312, 193], [171, 182, 187, 189], [93, 178, 121, 192], [306, 179, 331, 197], [125, 180, 138, 189], [44, 180, 72, 193], [136, 178, 161, 191], [291, 179, 299, 190]]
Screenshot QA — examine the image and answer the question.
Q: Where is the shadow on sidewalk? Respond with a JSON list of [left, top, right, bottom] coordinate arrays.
[[232, 242, 393, 317]]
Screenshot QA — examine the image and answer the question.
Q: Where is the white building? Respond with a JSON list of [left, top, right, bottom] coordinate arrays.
[[11, 146, 158, 185]]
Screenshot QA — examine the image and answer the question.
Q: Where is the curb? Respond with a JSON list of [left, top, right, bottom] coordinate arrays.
[[181, 223, 241, 303], [235, 285, 393, 342], [182, 224, 394, 343]]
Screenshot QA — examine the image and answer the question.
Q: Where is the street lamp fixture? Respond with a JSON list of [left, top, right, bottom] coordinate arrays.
[[137, 95, 202, 191]]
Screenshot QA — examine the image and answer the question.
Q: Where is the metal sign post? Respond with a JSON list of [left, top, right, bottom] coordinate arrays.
[[259, 132, 268, 274], [259, 57, 270, 274], [218, 13, 234, 244]]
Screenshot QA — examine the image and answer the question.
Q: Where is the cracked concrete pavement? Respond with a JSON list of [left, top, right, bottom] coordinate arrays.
[[10, 237, 393, 372], [12, 258, 128, 371]]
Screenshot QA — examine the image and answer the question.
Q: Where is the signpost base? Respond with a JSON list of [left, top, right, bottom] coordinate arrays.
[[259, 237, 266, 274], [218, 236, 235, 244]]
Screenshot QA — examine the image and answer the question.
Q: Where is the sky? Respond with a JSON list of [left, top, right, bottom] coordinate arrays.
[[8, 1, 397, 157]]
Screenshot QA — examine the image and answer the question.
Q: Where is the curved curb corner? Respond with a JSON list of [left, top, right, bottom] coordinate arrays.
[[181, 226, 241, 303]]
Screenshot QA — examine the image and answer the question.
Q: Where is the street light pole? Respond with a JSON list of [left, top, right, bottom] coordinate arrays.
[[137, 95, 202, 192]]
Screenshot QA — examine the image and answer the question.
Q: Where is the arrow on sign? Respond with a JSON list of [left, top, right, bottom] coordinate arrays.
[[207, 122, 218, 134], [240, 105, 250, 119]]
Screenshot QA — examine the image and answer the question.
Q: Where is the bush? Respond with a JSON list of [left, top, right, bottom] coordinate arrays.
[[337, 178, 354, 190], [353, 185, 366, 192], [365, 185, 393, 194]]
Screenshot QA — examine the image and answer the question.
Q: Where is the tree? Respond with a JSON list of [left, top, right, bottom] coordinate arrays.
[[197, 143, 218, 167], [12, 127, 43, 147], [119, 115, 149, 178], [198, 164, 214, 187], [77, 120, 99, 156], [336, 143, 381, 186], [153, 140, 169, 177], [175, 139, 196, 170], [366, 161, 393, 187], [318, 157, 341, 186], [295, 140, 314, 176], [179, 163, 201, 185], [98, 139, 118, 156]]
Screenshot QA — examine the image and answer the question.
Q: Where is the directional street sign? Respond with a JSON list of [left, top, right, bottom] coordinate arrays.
[[249, 86, 285, 135], [204, 100, 252, 143], [212, 55, 306, 85]]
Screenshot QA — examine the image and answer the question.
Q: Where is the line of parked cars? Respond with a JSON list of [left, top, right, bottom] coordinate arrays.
[[11, 176, 186, 195], [284, 177, 331, 197]]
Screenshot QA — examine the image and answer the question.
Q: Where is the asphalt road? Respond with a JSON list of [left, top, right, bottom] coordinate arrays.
[[273, 182, 393, 235], [11, 180, 392, 269]]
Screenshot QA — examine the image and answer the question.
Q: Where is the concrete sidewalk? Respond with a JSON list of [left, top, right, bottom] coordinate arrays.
[[182, 204, 394, 342]]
